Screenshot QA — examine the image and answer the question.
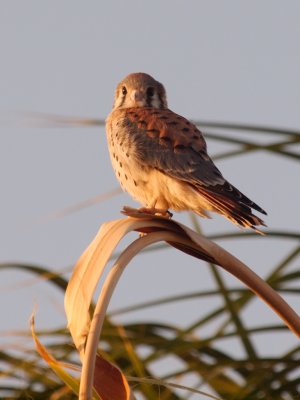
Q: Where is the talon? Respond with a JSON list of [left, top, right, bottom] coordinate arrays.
[[138, 207, 172, 219], [121, 206, 172, 219]]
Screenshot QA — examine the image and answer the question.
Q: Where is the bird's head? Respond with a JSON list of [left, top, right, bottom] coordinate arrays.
[[112, 73, 168, 110]]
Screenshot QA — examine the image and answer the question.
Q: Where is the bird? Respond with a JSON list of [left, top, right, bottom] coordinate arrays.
[[106, 72, 267, 232]]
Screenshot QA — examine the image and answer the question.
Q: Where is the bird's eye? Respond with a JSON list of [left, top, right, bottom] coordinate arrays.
[[122, 86, 127, 95], [147, 87, 155, 97]]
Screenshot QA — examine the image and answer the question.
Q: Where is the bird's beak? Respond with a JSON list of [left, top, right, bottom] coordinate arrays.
[[130, 90, 145, 106]]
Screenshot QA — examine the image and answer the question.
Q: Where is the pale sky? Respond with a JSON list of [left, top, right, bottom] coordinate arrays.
[[1, 1, 299, 388]]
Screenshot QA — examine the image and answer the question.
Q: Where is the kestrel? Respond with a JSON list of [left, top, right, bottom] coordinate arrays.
[[106, 72, 267, 231]]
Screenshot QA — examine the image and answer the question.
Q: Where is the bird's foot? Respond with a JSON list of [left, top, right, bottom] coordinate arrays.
[[138, 207, 173, 219], [122, 206, 172, 219]]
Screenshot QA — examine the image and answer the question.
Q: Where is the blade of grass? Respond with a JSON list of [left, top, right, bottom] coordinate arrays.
[[217, 244, 300, 334], [35, 187, 122, 225], [0, 263, 68, 291], [194, 120, 300, 137], [189, 213, 258, 359]]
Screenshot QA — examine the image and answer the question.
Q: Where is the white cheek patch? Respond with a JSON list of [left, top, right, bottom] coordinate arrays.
[[151, 93, 162, 108], [114, 95, 125, 109], [114, 95, 134, 109]]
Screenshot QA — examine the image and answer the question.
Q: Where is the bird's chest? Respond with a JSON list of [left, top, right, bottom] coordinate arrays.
[[106, 118, 151, 202]]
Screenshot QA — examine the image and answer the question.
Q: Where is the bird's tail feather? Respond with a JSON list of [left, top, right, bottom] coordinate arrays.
[[196, 185, 266, 234]]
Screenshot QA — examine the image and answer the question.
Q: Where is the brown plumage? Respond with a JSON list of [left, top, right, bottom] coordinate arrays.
[[106, 73, 267, 232]]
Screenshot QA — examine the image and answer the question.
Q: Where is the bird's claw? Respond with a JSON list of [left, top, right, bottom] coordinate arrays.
[[138, 207, 173, 219], [121, 206, 173, 219]]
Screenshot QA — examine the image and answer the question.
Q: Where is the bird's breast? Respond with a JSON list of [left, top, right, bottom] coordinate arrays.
[[106, 113, 152, 203]]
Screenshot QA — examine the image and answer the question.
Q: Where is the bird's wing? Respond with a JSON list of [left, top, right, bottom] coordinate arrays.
[[123, 107, 225, 187], [122, 107, 266, 217]]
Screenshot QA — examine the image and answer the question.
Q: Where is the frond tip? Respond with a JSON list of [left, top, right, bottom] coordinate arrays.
[[64, 208, 300, 400]]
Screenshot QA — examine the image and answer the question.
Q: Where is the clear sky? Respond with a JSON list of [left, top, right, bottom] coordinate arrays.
[[0, 0, 299, 373]]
